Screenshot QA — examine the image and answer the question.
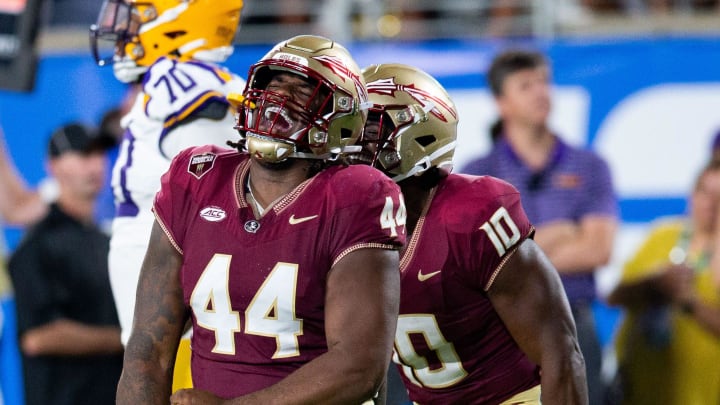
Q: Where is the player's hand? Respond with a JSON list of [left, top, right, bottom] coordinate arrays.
[[171, 388, 224, 405]]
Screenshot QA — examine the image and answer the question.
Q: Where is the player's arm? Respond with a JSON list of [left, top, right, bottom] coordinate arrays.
[[488, 238, 588, 405], [117, 220, 187, 405], [171, 247, 401, 405]]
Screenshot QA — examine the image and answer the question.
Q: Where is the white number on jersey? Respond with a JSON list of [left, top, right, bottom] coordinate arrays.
[[479, 206, 521, 256], [245, 262, 303, 359], [190, 255, 303, 357], [190, 254, 241, 354], [393, 314, 468, 388], [380, 195, 407, 237]]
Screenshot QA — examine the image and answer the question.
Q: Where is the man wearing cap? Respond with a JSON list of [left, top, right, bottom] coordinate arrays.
[[8, 123, 123, 405]]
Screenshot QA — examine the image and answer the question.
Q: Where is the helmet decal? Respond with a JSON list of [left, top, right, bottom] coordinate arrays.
[[366, 77, 456, 122], [313, 54, 368, 103]]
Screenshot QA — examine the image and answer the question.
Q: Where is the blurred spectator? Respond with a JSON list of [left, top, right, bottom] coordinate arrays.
[[710, 128, 720, 163], [8, 123, 122, 405], [460, 49, 618, 405], [607, 160, 720, 405]]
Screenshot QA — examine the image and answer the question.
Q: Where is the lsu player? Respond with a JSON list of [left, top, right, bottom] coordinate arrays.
[[90, 0, 246, 390], [359, 63, 588, 404], [119, 35, 405, 404]]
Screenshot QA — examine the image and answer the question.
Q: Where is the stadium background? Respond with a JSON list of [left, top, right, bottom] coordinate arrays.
[[1, 1, 720, 404]]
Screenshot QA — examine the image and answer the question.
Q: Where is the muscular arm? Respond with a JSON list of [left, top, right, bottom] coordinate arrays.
[[535, 215, 617, 275], [117, 221, 188, 405], [488, 239, 588, 404], [171, 247, 401, 405]]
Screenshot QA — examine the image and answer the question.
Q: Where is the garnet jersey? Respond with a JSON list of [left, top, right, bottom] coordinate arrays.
[[393, 174, 540, 405], [153, 146, 406, 398], [109, 56, 245, 345]]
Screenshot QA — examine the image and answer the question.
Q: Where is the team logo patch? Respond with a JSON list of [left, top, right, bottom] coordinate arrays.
[[244, 220, 261, 233], [188, 153, 216, 179], [199, 206, 226, 222]]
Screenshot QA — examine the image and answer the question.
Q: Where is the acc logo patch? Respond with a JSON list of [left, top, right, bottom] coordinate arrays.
[[188, 153, 216, 179], [199, 206, 226, 222]]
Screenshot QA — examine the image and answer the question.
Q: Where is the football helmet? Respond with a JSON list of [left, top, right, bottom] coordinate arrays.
[[361, 63, 458, 183], [231, 35, 370, 164], [90, 0, 243, 83]]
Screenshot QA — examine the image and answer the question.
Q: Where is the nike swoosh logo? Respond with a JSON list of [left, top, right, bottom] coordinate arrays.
[[417, 269, 441, 282], [288, 214, 319, 225]]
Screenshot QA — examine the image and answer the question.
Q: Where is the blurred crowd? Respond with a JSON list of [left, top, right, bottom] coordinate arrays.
[[0, 0, 718, 404], [43, 0, 720, 42]]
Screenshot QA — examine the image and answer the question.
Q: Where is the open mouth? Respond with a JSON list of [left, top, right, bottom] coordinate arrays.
[[261, 105, 294, 133]]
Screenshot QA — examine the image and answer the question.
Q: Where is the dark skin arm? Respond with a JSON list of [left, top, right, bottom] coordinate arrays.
[[488, 238, 588, 405], [170, 247, 401, 405], [117, 221, 188, 405]]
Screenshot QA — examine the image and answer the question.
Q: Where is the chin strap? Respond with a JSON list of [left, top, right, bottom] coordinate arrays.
[[391, 140, 457, 183]]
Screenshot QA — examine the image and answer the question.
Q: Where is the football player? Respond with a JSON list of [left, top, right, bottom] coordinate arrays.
[[358, 63, 588, 404], [90, 0, 246, 390], [119, 35, 405, 404]]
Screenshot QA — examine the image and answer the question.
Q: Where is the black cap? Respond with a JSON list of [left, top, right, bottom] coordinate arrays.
[[48, 123, 115, 158]]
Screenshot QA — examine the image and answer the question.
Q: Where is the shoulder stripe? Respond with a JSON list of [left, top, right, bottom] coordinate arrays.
[[484, 226, 534, 291], [185, 60, 233, 84], [162, 91, 227, 129], [332, 243, 400, 268], [152, 209, 184, 256]]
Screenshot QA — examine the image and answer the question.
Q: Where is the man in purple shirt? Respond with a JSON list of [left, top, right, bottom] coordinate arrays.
[[461, 49, 618, 404]]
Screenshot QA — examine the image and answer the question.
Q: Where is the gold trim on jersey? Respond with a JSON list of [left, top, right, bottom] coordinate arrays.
[[233, 158, 315, 218], [332, 243, 400, 268], [399, 186, 438, 272], [484, 225, 535, 291], [271, 177, 313, 214], [153, 210, 184, 255], [234, 159, 251, 209]]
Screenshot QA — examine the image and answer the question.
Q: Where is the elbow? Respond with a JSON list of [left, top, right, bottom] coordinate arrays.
[[342, 351, 389, 400], [356, 362, 388, 399], [20, 332, 43, 356]]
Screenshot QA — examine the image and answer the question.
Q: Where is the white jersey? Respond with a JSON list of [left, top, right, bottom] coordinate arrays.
[[109, 56, 245, 344]]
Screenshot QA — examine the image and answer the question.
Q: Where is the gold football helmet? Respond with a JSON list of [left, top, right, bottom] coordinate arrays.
[[361, 63, 458, 182], [91, 0, 243, 83], [232, 35, 369, 164]]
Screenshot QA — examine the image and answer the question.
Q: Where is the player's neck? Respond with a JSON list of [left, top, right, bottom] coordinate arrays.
[[504, 122, 555, 171], [247, 159, 312, 210], [400, 179, 435, 237]]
